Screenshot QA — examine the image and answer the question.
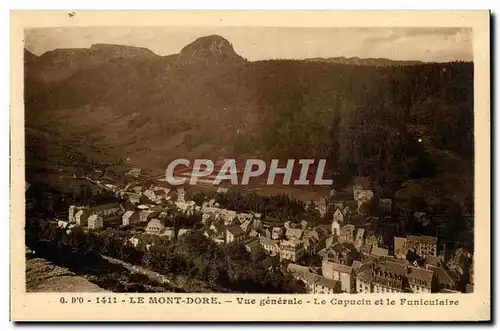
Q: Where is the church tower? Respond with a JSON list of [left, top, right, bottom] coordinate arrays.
[[177, 187, 185, 203]]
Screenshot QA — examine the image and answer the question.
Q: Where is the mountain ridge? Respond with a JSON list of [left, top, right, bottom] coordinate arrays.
[[305, 56, 425, 67], [24, 35, 474, 207], [25, 34, 447, 70], [25, 43, 162, 84]]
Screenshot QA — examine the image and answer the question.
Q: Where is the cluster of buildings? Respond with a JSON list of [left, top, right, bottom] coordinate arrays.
[[63, 181, 247, 250], [202, 200, 263, 245], [202, 202, 335, 264], [198, 184, 395, 269], [60, 170, 474, 294], [282, 184, 473, 294], [118, 183, 172, 205], [285, 227, 471, 294], [67, 203, 124, 229]]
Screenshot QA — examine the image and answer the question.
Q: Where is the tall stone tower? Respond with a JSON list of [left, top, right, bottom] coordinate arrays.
[[177, 187, 185, 203], [68, 205, 76, 223]]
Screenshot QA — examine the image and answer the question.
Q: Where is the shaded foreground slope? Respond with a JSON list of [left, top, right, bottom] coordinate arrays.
[[26, 256, 107, 292]]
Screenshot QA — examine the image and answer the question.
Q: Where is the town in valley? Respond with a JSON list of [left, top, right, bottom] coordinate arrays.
[[23, 29, 475, 295], [26, 163, 474, 294]]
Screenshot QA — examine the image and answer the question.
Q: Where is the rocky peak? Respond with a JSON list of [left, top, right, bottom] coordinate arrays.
[[176, 35, 244, 66]]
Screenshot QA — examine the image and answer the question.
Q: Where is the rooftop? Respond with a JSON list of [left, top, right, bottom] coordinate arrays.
[[357, 268, 373, 283], [227, 225, 245, 237], [435, 267, 459, 286], [323, 261, 353, 275], [245, 239, 260, 249], [147, 218, 163, 226], [315, 276, 341, 290], [425, 255, 442, 267], [139, 210, 155, 217], [88, 214, 100, 221], [288, 263, 311, 274], [371, 246, 389, 257], [286, 227, 304, 239], [259, 237, 279, 246], [408, 266, 434, 284], [407, 234, 438, 244], [376, 260, 408, 276], [342, 224, 356, 232], [122, 210, 135, 218]]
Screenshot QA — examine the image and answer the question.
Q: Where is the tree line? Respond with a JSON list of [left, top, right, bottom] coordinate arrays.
[[26, 218, 305, 293]]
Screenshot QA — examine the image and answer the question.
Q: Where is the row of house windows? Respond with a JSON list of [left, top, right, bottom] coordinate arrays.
[[409, 278, 428, 286], [410, 285, 431, 293], [375, 286, 402, 293], [357, 283, 370, 293]]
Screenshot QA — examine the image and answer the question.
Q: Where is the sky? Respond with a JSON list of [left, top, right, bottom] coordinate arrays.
[[24, 27, 473, 62]]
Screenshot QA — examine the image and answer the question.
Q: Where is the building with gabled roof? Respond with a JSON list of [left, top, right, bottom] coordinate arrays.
[[370, 246, 389, 258], [226, 225, 246, 244], [312, 276, 342, 294], [339, 224, 356, 244], [324, 242, 360, 266], [88, 214, 104, 230], [372, 260, 408, 293], [434, 267, 460, 293], [71, 203, 124, 227], [139, 210, 158, 223], [160, 227, 176, 241], [322, 260, 355, 293], [122, 210, 140, 226], [285, 227, 304, 240], [356, 268, 373, 294], [280, 239, 306, 262], [259, 237, 280, 256], [145, 219, 165, 235], [407, 235, 438, 258], [333, 207, 348, 225], [407, 266, 434, 293]]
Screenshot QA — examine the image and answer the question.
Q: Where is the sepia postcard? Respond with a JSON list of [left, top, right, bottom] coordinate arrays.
[[10, 10, 490, 322]]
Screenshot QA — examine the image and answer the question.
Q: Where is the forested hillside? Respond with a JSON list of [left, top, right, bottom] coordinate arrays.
[[24, 35, 474, 207]]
